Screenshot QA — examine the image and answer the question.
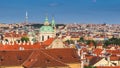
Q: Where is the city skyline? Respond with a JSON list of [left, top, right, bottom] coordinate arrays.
[[0, 0, 120, 24]]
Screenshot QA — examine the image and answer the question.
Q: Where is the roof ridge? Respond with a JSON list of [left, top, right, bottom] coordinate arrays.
[[22, 50, 38, 67], [39, 50, 68, 66]]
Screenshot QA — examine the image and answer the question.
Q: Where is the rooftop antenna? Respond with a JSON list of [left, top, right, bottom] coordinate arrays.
[[25, 11, 28, 24]]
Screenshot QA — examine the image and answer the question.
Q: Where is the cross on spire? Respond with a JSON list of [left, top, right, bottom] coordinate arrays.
[[44, 16, 49, 25]]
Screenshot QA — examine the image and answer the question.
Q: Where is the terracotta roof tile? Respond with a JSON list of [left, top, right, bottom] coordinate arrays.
[[110, 55, 120, 61], [93, 48, 103, 56], [23, 48, 80, 68], [96, 42, 103, 46], [106, 50, 120, 55], [97, 66, 120, 68], [42, 38, 54, 47], [0, 50, 32, 66], [0, 42, 42, 50], [0, 48, 80, 68]]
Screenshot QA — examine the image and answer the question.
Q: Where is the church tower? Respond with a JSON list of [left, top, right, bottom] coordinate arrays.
[[51, 17, 56, 28], [51, 17, 56, 37], [39, 16, 56, 42]]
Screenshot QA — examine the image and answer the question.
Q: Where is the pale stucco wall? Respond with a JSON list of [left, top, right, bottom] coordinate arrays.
[[67, 63, 81, 68], [39, 32, 55, 42], [2, 66, 23, 68], [93, 58, 109, 66]]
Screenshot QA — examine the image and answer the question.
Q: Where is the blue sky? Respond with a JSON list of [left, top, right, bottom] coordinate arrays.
[[0, 0, 120, 24]]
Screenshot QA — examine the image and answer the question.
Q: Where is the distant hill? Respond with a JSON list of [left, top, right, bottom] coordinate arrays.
[[26, 24, 66, 28]]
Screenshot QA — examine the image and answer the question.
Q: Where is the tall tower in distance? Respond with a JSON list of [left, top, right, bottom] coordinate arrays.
[[25, 11, 28, 24]]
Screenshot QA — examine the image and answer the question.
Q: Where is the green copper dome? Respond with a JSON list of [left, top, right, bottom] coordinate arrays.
[[40, 26, 54, 32], [40, 16, 54, 33]]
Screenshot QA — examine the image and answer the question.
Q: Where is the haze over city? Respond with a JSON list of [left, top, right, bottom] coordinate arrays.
[[0, 0, 120, 24], [1, 0, 120, 68]]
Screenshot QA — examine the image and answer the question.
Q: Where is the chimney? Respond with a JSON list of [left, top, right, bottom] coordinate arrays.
[[9, 41, 11, 45], [23, 41, 26, 45], [16, 40, 18, 44], [16, 29, 19, 34], [18, 41, 21, 45], [19, 47, 24, 50], [30, 41, 33, 45], [6, 41, 8, 44], [2, 41, 5, 45], [107, 56, 111, 66], [74, 40, 77, 44], [12, 41, 14, 45], [77, 49, 81, 57], [81, 50, 84, 68], [27, 41, 29, 45]]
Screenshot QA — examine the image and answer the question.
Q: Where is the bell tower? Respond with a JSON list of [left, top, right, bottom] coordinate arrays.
[[51, 16, 56, 37]]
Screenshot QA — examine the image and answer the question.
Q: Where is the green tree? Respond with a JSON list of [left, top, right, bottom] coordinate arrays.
[[104, 37, 120, 47], [78, 37, 84, 42], [65, 40, 74, 44], [84, 66, 96, 68], [5, 39, 8, 42], [86, 40, 97, 48], [21, 36, 29, 42]]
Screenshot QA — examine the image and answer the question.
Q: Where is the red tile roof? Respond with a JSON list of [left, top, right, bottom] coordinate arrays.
[[0, 42, 42, 50], [4, 32, 27, 38], [42, 38, 54, 47], [0, 50, 32, 66], [0, 48, 80, 68], [96, 42, 103, 46], [106, 50, 120, 55], [89, 41, 94, 47], [85, 55, 94, 60], [93, 48, 103, 56], [97, 66, 120, 68], [0, 38, 54, 50], [110, 55, 120, 61]]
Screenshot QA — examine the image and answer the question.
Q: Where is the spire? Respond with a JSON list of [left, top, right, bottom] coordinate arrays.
[[44, 16, 49, 25], [45, 16, 48, 22], [25, 11, 28, 24], [51, 16, 55, 28]]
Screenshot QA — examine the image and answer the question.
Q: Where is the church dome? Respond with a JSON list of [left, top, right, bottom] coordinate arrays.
[[40, 26, 54, 32], [39, 16, 54, 33]]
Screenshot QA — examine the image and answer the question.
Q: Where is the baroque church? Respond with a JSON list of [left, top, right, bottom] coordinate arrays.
[[39, 16, 56, 42]]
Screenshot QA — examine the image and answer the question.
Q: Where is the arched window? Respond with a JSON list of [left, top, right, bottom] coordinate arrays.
[[48, 36, 49, 39], [42, 36, 44, 41]]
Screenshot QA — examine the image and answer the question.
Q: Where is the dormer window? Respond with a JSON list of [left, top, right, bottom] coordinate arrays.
[[46, 59, 50, 63], [29, 59, 33, 62], [29, 58, 37, 62], [0, 56, 4, 62], [72, 55, 76, 58], [17, 56, 22, 61], [58, 56, 63, 59], [48, 36, 49, 39]]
